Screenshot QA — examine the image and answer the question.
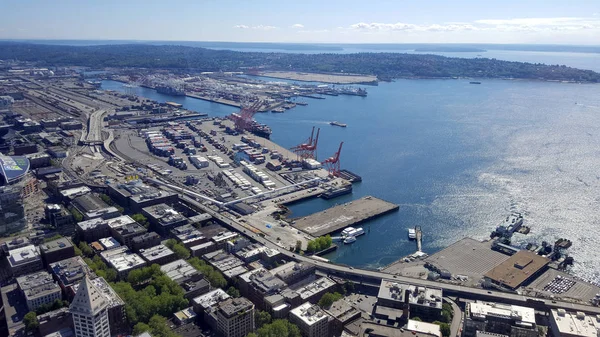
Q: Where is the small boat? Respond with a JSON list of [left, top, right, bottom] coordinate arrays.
[[408, 228, 416, 240], [343, 236, 356, 244], [469, 81, 482, 84], [330, 121, 347, 127]]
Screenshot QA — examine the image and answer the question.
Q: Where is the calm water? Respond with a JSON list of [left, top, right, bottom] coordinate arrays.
[[102, 78, 600, 282]]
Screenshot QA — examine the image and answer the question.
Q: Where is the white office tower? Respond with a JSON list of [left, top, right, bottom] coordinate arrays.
[[70, 276, 111, 337]]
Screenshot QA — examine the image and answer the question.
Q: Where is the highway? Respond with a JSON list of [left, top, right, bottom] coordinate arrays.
[[151, 181, 600, 316], [84, 108, 108, 144]]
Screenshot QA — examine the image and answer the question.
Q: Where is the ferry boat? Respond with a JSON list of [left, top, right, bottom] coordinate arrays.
[[330, 121, 347, 128], [343, 236, 356, 244], [342, 227, 365, 238], [408, 228, 416, 240]]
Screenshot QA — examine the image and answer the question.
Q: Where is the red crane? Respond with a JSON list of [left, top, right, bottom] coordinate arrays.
[[323, 141, 343, 176], [290, 126, 320, 160], [231, 100, 262, 131]]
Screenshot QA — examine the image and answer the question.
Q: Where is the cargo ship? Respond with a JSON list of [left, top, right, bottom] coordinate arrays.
[[156, 85, 185, 96], [339, 87, 367, 96], [330, 121, 347, 128], [469, 81, 482, 84]]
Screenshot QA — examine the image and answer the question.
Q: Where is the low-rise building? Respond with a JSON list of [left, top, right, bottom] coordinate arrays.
[[484, 250, 550, 290], [191, 241, 217, 257], [270, 261, 316, 285], [76, 217, 111, 243], [160, 259, 202, 283], [1, 236, 31, 254], [139, 244, 177, 266], [294, 277, 337, 304], [108, 181, 177, 212], [109, 219, 147, 248], [99, 237, 121, 250], [38, 311, 73, 337], [289, 302, 330, 337], [8, 244, 43, 277], [375, 280, 409, 324], [131, 232, 161, 252], [171, 224, 206, 248], [406, 319, 441, 337], [323, 299, 361, 336], [405, 285, 443, 321], [142, 203, 188, 235], [49, 256, 92, 298], [27, 153, 51, 169], [40, 237, 75, 266], [463, 301, 537, 337], [212, 231, 239, 249], [549, 309, 600, 337], [17, 270, 62, 311], [100, 247, 146, 279], [204, 250, 246, 279], [180, 278, 210, 300], [84, 206, 121, 220], [174, 307, 197, 325], [45, 204, 73, 227], [216, 297, 255, 337], [246, 269, 287, 310]]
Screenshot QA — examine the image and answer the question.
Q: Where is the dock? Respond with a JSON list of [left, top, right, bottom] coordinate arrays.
[[292, 196, 399, 237], [415, 226, 422, 252]]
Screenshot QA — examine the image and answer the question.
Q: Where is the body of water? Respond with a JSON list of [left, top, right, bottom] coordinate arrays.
[[102, 76, 600, 282]]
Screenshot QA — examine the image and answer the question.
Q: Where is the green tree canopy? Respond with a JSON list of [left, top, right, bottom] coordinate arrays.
[[23, 311, 39, 332], [131, 213, 149, 228], [188, 257, 227, 288], [254, 319, 301, 337], [255, 310, 272, 329], [318, 292, 343, 308]]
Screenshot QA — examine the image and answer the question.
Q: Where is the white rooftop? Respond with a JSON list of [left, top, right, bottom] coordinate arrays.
[[101, 247, 146, 272], [193, 289, 230, 311], [99, 237, 121, 250], [8, 244, 41, 266], [551, 309, 600, 337], [106, 215, 136, 229], [160, 259, 198, 282], [70, 276, 109, 316], [290, 302, 328, 326], [59, 186, 91, 198], [469, 301, 535, 325], [295, 277, 336, 300], [407, 319, 442, 337]]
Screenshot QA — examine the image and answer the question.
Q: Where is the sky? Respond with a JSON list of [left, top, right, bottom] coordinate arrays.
[[1, 0, 599, 44]]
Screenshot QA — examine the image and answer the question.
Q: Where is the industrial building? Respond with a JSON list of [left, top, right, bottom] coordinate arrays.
[[484, 250, 551, 290], [463, 301, 537, 337], [16, 270, 62, 311], [289, 302, 330, 337]]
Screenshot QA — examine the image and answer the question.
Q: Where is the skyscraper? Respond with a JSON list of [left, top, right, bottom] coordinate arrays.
[[70, 276, 111, 337]]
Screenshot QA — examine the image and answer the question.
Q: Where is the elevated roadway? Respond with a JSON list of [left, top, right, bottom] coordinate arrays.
[[155, 182, 600, 316]]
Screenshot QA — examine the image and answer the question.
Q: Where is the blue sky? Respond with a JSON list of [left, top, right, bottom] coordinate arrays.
[[1, 0, 599, 44]]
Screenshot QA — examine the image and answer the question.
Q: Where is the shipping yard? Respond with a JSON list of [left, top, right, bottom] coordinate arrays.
[[1, 61, 599, 337]]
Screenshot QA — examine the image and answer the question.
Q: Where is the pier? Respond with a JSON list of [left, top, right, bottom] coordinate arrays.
[[415, 225, 422, 252], [292, 196, 399, 237]]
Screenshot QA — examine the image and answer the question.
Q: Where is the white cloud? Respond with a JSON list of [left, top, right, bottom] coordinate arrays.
[[348, 17, 600, 34], [349, 22, 477, 32], [290, 24, 304, 29], [233, 24, 277, 30], [298, 29, 329, 34]]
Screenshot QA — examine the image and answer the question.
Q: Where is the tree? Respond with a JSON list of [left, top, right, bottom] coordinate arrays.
[[188, 257, 227, 288], [441, 302, 454, 323], [255, 310, 272, 329], [23, 311, 39, 332], [412, 317, 422, 321], [434, 321, 451, 337], [295, 240, 302, 253], [318, 292, 343, 308], [70, 207, 83, 222], [227, 286, 240, 298], [132, 213, 149, 228], [78, 242, 93, 257], [306, 241, 316, 253], [132, 322, 151, 336], [43, 234, 63, 242], [165, 239, 190, 259], [255, 319, 301, 337]]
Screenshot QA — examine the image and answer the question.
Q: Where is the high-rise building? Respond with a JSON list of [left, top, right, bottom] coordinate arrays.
[[70, 276, 111, 337]]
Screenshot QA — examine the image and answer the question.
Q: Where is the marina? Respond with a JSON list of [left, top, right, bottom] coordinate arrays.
[[292, 196, 399, 237]]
